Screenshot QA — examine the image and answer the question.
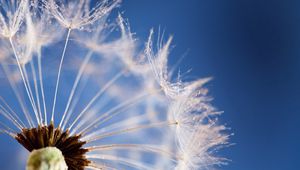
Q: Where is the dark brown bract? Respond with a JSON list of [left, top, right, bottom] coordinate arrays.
[[15, 122, 90, 170]]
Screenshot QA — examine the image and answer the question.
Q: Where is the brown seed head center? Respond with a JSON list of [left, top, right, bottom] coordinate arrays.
[[15, 122, 90, 170]]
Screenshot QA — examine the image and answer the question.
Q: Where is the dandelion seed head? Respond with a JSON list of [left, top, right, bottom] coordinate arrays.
[[0, 0, 229, 169]]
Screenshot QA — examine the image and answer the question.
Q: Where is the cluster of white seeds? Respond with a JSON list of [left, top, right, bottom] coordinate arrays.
[[0, 0, 229, 169]]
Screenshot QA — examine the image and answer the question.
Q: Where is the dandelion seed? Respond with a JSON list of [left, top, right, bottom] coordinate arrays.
[[43, 0, 120, 30], [0, 0, 28, 38], [0, 1, 229, 170]]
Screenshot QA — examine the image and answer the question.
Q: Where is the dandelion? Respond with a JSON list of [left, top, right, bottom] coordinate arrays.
[[0, 0, 229, 170]]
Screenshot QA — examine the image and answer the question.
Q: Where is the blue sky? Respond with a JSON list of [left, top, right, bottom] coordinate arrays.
[[121, 0, 300, 170]]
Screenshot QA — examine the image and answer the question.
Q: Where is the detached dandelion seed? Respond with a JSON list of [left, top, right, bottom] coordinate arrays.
[[0, 0, 229, 170]]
